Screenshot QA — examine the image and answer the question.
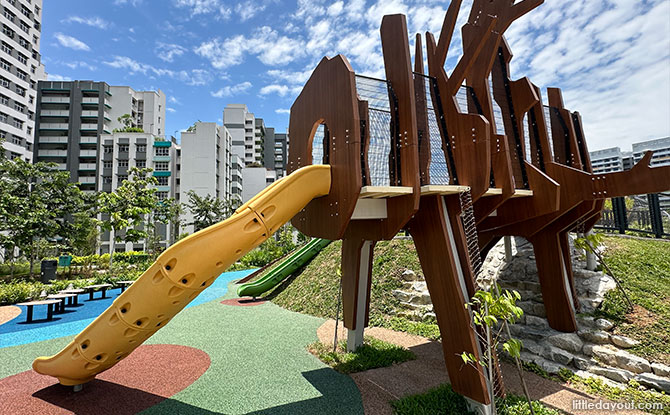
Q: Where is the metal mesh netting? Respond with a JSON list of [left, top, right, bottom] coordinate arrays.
[[311, 124, 325, 164], [356, 75, 392, 186]]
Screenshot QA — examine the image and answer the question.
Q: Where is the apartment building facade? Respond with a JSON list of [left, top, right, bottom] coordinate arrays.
[[632, 137, 670, 167], [179, 121, 243, 233], [97, 133, 180, 254], [0, 0, 45, 161], [33, 80, 166, 192], [263, 127, 288, 179], [223, 103, 264, 165]]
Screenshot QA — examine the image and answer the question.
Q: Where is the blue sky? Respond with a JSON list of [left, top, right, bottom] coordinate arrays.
[[42, 0, 669, 151]]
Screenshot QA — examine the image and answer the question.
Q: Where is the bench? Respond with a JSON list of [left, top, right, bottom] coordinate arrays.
[[47, 293, 78, 313], [16, 300, 61, 323], [116, 280, 135, 293], [59, 289, 85, 306], [83, 284, 113, 301]]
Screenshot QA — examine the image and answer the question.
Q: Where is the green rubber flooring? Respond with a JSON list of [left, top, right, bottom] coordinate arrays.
[[0, 282, 364, 415]]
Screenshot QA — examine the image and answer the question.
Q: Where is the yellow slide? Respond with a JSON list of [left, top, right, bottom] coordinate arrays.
[[33, 165, 331, 386]]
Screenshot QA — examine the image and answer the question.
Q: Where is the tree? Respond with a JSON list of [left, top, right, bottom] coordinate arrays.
[[113, 113, 144, 133], [145, 197, 182, 259], [97, 167, 158, 265], [0, 159, 88, 275], [185, 191, 239, 232], [185, 120, 202, 133]]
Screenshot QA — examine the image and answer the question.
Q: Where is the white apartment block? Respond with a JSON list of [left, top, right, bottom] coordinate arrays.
[[108, 86, 166, 137], [241, 166, 276, 203], [632, 137, 670, 167], [223, 103, 265, 165], [590, 147, 627, 174], [180, 121, 243, 234], [0, 0, 45, 161], [97, 133, 179, 254]]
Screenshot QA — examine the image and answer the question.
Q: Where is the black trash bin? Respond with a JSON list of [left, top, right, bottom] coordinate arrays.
[[40, 260, 58, 283]]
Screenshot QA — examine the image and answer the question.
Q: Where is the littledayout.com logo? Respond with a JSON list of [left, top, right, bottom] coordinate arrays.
[[572, 399, 664, 413]]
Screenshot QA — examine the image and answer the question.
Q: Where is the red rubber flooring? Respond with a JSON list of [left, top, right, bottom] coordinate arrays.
[[0, 344, 210, 415], [220, 298, 266, 307]]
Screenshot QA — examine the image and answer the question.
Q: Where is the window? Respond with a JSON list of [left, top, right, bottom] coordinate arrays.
[[155, 147, 169, 156], [154, 161, 169, 171], [13, 119, 23, 129], [3, 10, 15, 22], [118, 144, 129, 152], [117, 174, 128, 183], [11, 135, 20, 145], [0, 77, 9, 88], [135, 160, 146, 168], [14, 102, 24, 112], [16, 69, 26, 81], [103, 160, 112, 168], [103, 176, 112, 184], [118, 160, 128, 167], [156, 191, 167, 200], [1, 42, 12, 54], [26, 126, 31, 135], [21, 5, 31, 18], [0, 59, 10, 72], [103, 145, 113, 154], [34, 6, 40, 16], [32, 35, 37, 45], [15, 86, 25, 96], [0, 112, 7, 123], [136, 144, 146, 153], [0, 95, 8, 105], [17, 53, 27, 64], [0, 130, 5, 138], [19, 20, 29, 33], [156, 176, 169, 186], [2, 25, 14, 38], [18, 37, 30, 50], [28, 95, 33, 104]]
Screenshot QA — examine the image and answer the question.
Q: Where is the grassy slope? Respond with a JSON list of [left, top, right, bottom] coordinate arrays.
[[597, 235, 670, 364], [267, 239, 433, 332]]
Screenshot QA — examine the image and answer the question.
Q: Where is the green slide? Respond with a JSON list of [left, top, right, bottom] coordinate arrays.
[[237, 238, 331, 298]]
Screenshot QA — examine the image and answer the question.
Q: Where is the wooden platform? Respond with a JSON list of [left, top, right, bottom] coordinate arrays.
[[359, 186, 413, 198], [359, 185, 534, 198]]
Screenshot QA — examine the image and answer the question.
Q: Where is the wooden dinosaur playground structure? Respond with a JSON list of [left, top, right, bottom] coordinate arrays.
[[288, 0, 670, 410], [32, 1, 669, 413]]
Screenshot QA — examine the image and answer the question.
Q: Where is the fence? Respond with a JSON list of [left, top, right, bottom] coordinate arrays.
[[595, 193, 670, 239]]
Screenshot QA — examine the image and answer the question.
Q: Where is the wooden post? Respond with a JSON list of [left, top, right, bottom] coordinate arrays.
[[341, 238, 375, 351]]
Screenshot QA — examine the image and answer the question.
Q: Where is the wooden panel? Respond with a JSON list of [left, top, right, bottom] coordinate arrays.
[[420, 185, 470, 195], [547, 88, 583, 170], [359, 186, 413, 198], [592, 152, 670, 197], [559, 231, 580, 310], [341, 237, 375, 330], [407, 195, 490, 404], [289, 56, 361, 240]]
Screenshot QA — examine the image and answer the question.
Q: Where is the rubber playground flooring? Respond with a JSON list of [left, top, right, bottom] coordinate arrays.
[[0, 270, 364, 414]]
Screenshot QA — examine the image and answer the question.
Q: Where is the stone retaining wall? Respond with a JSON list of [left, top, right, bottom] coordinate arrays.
[[391, 236, 670, 394]]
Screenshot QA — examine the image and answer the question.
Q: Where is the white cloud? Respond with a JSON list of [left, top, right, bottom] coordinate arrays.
[[195, 26, 304, 69], [103, 56, 212, 86], [167, 107, 177, 113], [260, 84, 289, 96], [54, 33, 91, 51], [62, 16, 109, 29], [211, 81, 253, 97], [155, 42, 187, 62], [168, 96, 180, 104], [62, 61, 97, 71], [114, 0, 143, 6], [174, 0, 231, 19], [275, 108, 290, 114], [48, 74, 72, 81], [235, 1, 266, 21]]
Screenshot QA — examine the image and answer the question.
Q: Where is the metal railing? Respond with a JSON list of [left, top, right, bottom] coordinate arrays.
[[595, 193, 670, 239]]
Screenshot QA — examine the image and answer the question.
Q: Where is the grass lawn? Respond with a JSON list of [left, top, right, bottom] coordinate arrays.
[[309, 336, 415, 374], [596, 235, 670, 364], [267, 239, 442, 338]]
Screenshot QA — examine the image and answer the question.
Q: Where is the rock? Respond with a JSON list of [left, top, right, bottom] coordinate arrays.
[[401, 269, 418, 281], [615, 351, 651, 374], [583, 343, 595, 356], [536, 356, 565, 375], [578, 329, 610, 344], [595, 318, 614, 331], [392, 290, 411, 302], [634, 373, 670, 393], [573, 356, 595, 370], [522, 339, 544, 356], [548, 333, 584, 353], [651, 362, 670, 378], [591, 345, 618, 366], [610, 335, 640, 349], [589, 366, 634, 383], [531, 303, 547, 318], [577, 315, 595, 328], [543, 345, 574, 366], [526, 315, 548, 328]]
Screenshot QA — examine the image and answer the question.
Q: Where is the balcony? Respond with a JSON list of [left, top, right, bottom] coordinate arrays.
[[81, 97, 99, 104], [80, 123, 98, 130], [40, 123, 69, 130], [78, 176, 96, 184], [40, 109, 69, 117], [38, 136, 68, 144], [38, 149, 67, 157], [79, 149, 97, 157], [81, 110, 99, 117], [79, 136, 97, 144], [78, 163, 97, 171], [41, 97, 70, 103]]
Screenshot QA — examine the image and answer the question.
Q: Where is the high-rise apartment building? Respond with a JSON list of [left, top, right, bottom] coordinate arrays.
[[590, 137, 670, 174], [0, 0, 45, 161], [179, 121, 243, 233], [223, 104, 265, 165], [590, 147, 627, 173], [97, 133, 180, 254], [33, 80, 165, 192], [263, 127, 288, 179], [632, 137, 670, 167]]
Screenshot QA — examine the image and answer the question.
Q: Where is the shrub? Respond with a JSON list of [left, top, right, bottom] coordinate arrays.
[[0, 280, 43, 305]]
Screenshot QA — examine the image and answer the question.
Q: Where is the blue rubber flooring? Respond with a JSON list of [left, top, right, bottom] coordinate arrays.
[[0, 269, 255, 348]]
